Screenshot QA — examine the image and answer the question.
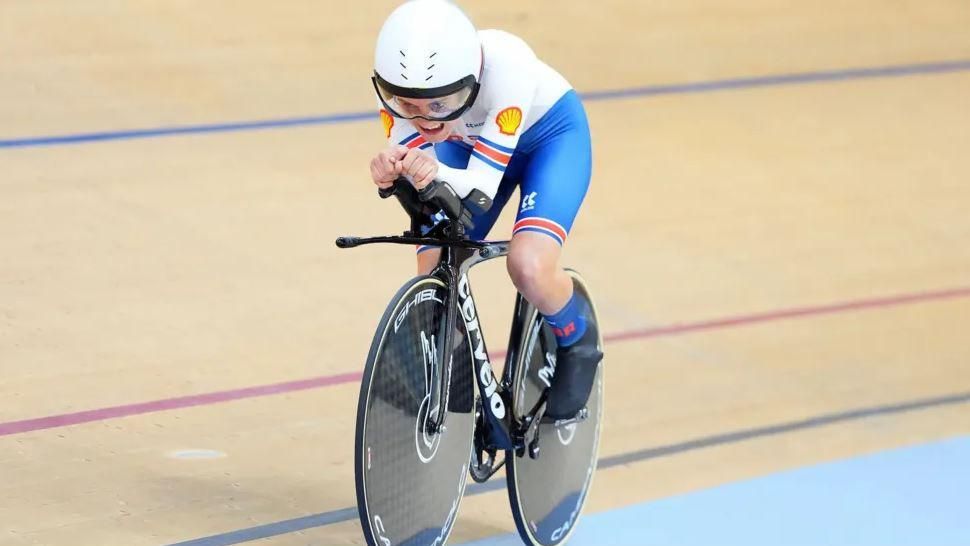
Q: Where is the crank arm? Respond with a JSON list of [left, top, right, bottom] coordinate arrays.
[[509, 389, 548, 458], [469, 448, 505, 483]]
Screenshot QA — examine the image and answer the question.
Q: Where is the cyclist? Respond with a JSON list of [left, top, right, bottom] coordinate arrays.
[[368, 0, 601, 419]]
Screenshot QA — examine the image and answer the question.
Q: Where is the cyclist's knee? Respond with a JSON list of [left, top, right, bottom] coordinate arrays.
[[507, 250, 541, 293], [507, 234, 559, 294]]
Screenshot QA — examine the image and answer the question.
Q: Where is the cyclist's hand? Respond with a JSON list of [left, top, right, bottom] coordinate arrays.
[[370, 145, 408, 189], [400, 148, 438, 190]]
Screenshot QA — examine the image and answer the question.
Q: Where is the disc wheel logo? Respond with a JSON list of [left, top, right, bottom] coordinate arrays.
[[557, 423, 577, 446], [415, 331, 442, 463], [538, 350, 577, 445]]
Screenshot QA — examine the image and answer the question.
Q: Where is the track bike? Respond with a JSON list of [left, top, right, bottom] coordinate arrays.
[[336, 178, 603, 546]]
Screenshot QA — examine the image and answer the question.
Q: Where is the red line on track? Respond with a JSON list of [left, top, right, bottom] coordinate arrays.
[[603, 286, 970, 342], [2, 286, 967, 437]]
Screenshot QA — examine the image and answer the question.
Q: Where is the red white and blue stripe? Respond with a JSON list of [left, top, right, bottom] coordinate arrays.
[[399, 132, 433, 150], [513, 217, 568, 246], [471, 136, 514, 172]]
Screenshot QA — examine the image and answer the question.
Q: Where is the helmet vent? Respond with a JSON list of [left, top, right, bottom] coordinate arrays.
[[426, 52, 437, 81]]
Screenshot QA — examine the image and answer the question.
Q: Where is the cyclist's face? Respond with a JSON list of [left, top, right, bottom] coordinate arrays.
[[396, 98, 457, 143]]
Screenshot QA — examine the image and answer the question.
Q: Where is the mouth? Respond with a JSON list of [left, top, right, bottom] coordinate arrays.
[[419, 123, 446, 136]]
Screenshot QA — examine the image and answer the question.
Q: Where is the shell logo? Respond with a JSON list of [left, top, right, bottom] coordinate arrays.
[[380, 109, 394, 138], [495, 106, 523, 136]]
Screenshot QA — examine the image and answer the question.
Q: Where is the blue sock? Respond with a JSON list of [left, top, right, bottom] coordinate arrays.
[[543, 292, 587, 347]]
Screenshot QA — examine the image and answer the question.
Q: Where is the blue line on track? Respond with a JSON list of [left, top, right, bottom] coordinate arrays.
[[578, 58, 970, 101], [167, 390, 970, 546], [0, 112, 374, 149], [168, 509, 358, 546], [3, 59, 969, 149]]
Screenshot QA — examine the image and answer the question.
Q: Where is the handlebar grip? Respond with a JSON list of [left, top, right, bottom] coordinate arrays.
[[419, 180, 463, 220], [378, 177, 412, 199], [378, 177, 435, 235], [335, 236, 360, 248]]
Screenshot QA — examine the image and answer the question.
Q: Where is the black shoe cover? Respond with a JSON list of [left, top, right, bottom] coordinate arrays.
[[545, 324, 602, 420]]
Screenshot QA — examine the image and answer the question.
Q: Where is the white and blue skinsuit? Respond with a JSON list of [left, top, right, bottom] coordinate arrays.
[[379, 30, 593, 252]]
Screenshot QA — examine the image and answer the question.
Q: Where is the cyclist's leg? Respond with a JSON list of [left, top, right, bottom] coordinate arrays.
[[416, 247, 442, 276], [504, 92, 600, 418], [506, 93, 591, 319]]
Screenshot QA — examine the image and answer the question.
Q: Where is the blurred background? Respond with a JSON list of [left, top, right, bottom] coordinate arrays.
[[1, 1, 968, 544]]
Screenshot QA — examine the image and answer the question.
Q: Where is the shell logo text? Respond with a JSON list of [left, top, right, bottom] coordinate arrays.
[[495, 107, 523, 136], [380, 109, 394, 138]]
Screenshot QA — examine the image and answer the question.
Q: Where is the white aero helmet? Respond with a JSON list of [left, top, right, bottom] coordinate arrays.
[[373, 0, 482, 121]]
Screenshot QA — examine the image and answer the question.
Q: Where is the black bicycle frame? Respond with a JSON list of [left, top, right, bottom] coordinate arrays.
[[338, 230, 516, 447], [436, 242, 514, 448]]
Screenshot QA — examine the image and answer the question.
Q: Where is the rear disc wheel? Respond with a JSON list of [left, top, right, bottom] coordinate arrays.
[[506, 271, 604, 546]]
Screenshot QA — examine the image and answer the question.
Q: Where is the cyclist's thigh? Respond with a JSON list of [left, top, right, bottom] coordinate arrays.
[[513, 126, 592, 245]]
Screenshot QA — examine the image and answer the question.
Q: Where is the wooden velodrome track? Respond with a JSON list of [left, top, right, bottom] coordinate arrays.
[[2, 1, 969, 544]]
